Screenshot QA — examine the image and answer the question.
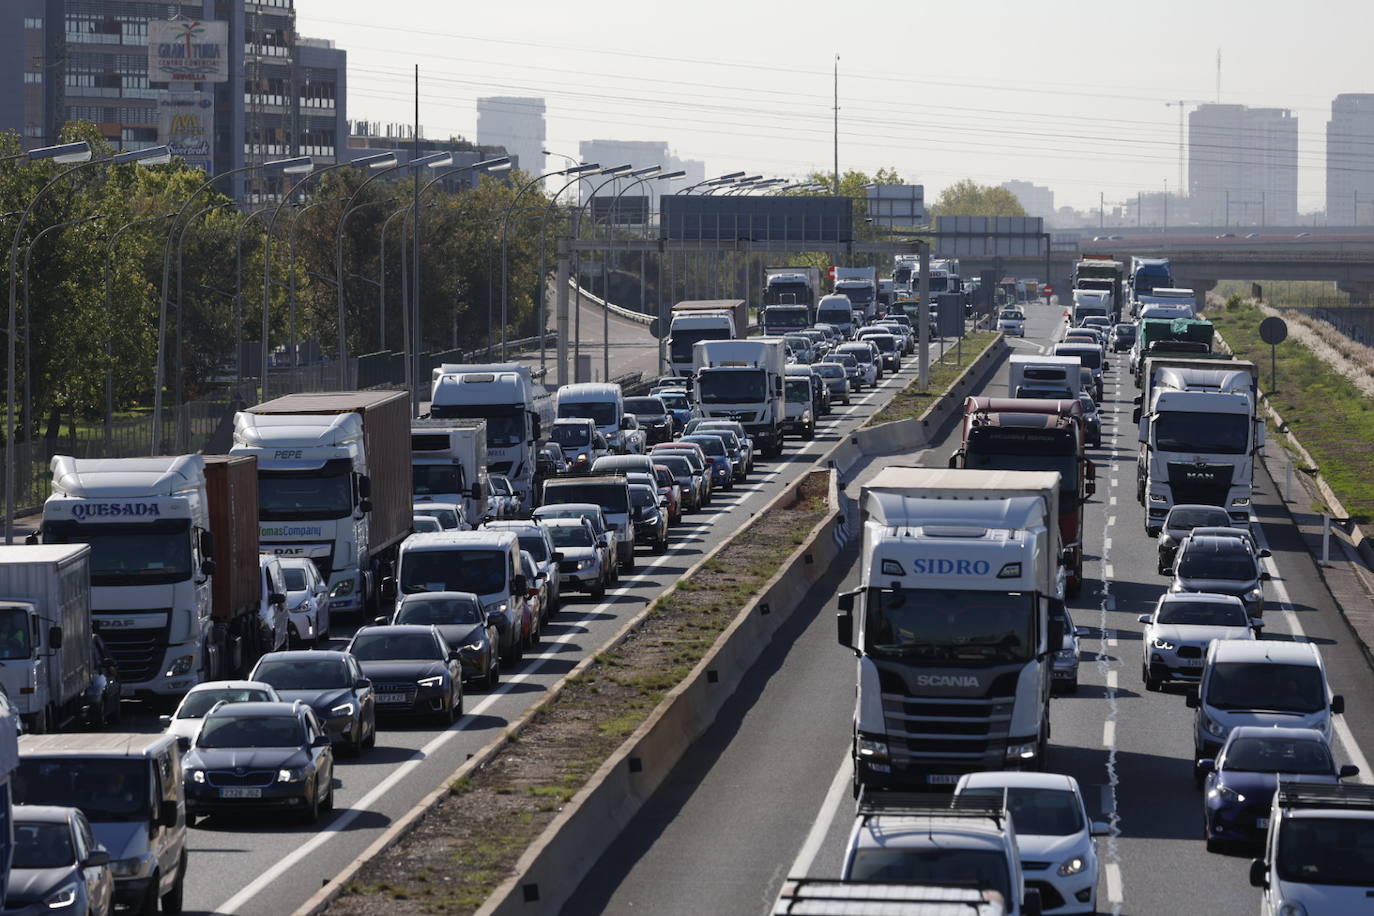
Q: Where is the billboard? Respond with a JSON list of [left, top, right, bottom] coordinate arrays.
[[148, 20, 229, 83], [661, 196, 853, 244], [866, 184, 925, 227], [591, 195, 650, 226], [934, 216, 1045, 257], [158, 92, 214, 173]]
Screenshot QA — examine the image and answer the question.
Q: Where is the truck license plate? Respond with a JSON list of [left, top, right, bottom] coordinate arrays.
[[220, 787, 261, 799], [377, 693, 409, 704], [926, 774, 961, 785]]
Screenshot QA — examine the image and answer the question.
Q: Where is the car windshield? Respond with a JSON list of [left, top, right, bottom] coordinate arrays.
[[1277, 818, 1374, 885], [1224, 736, 1333, 774], [658, 449, 704, 472], [763, 308, 810, 329], [999, 311, 1023, 320], [1060, 348, 1101, 369], [624, 398, 666, 417], [178, 687, 275, 719], [400, 549, 508, 595], [847, 848, 1009, 901], [816, 365, 844, 378], [351, 631, 442, 661], [707, 430, 740, 449], [630, 487, 657, 510], [43, 520, 194, 587], [198, 714, 304, 749], [15, 758, 150, 822], [416, 508, 460, 529], [550, 424, 591, 446], [870, 336, 896, 352], [282, 568, 309, 591], [1154, 411, 1250, 454], [0, 607, 32, 660], [658, 393, 688, 410], [254, 657, 351, 689], [546, 483, 630, 514], [258, 471, 352, 521], [1207, 662, 1326, 713], [1178, 544, 1256, 580], [549, 525, 594, 548], [697, 369, 765, 404], [537, 507, 604, 532], [395, 596, 483, 625], [1156, 600, 1249, 627], [962, 786, 1084, 836], [785, 380, 812, 402], [12, 822, 76, 869], [557, 401, 618, 427], [683, 437, 725, 458], [1166, 507, 1231, 532], [413, 465, 462, 498], [865, 588, 1035, 662]]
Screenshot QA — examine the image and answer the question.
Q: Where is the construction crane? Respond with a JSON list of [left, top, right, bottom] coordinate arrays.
[[1164, 100, 1208, 200]]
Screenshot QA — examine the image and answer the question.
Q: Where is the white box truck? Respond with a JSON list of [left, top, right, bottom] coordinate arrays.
[[837, 467, 1064, 791], [1008, 354, 1084, 400], [692, 338, 787, 458], [667, 300, 747, 376], [411, 419, 489, 528], [0, 545, 94, 733]]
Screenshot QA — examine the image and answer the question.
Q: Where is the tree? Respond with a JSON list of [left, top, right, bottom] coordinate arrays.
[[927, 180, 1028, 218]]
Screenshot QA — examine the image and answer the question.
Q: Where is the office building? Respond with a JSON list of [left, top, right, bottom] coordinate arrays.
[[1188, 103, 1297, 227], [575, 139, 704, 218], [1001, 180, 1055, 221], [476, 97, 545, 180], [1327, 93, 1374, 225]]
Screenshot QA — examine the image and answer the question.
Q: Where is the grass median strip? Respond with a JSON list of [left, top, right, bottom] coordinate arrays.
[[328, 472, 830, 916], [864, 332, 999, 427], [1210, 299, 1374, 523]]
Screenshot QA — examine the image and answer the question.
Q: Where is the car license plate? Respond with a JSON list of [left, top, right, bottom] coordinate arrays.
[[1180, 659, 1204, 668], [926, 774, 961, 785], [1256, 817, 1269, 829], [220, 787, 261, 799], [1053, 670, 1073, 679], [376, 693, 409, 704]]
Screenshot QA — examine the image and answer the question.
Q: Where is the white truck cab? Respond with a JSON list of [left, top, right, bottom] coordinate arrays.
[[556, 383, 628, 455]]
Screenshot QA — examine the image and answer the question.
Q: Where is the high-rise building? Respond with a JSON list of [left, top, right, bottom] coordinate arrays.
[[1327, 93, 1374, 226], [476, 97, 544, 179], [1001, 180, 1055, 221], [1, 1, 348, 203], [1188, 103, 1297, 227], [576, 139, 705, 215]]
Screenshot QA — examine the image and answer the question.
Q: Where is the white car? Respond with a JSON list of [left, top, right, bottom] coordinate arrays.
[[955, 772, 1109, 916], [279, 556, 332, 646], [158, 680, 281, 743], [412, 515, 444, 533], [998, 308, 1027, 337], [413, 501, 466, 531], [1139, 592, 1257, 691], [488, 475, 521, 518], [257, 554, 291, 652]]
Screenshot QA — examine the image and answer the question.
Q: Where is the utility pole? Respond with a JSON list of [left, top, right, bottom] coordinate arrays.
[[832, 54, 840, 193], [410, 64, 420, 417]]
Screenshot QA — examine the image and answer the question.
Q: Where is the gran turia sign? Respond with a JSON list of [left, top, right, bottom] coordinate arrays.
[[148, 20, 229, 83]]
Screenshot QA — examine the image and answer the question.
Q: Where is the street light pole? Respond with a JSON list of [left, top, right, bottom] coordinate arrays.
[[234, 207, 272, 397], [104, 211, 176, 449], [174, 201, 231, 448]]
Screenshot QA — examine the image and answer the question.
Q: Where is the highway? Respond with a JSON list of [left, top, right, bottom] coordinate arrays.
[[508, 289, 662, 386], [567, 304, 1374, 915], [104, 328, 942, 916]]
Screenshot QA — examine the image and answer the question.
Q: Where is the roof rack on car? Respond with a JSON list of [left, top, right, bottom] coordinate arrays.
[[1276, 784, 1374, 811], [857, 790, 1005, 826]]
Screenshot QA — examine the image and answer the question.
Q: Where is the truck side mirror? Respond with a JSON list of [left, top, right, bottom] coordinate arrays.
[[200, 558, 217, 577], [159, 800, 179, 828], [358, 475, 372, 499], [552, 551, 564, 562], [1185, 690, 1200, 709], [176, 736, 191, 753], [23, 533, 38, 545], [379, 578, 397, 601], [1248, 859, 1268, 889], [199, 530, 215, 557], [1047, 600, 1065, 649], [531, 414, 541, 440], [359, 498, 373, 514], [1132, 407, 1142, 424], [1023, 888, 1042, 916], [269, 592, 286, 606], [1332, 695, 1345, 715], [947, 451, 960, 469], [48, 627, 62, 649], [620, 416, 633, 430]]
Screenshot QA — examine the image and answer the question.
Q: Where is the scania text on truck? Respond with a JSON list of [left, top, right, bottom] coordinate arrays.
[[428, 363, 553, 506], [692, 338, 786, 458], [411, 419, 489, 528], [837, 467, 1064, 791], [0, 545, 94, 733], [1133, 358, 1262, 534], [834, 266, 878, 321], [41, 454, 264, 702], [952, 397, 1093, 595], [666, 300, 747, 376], [761, 266, 821, 307], [232, 390, 412, 617]]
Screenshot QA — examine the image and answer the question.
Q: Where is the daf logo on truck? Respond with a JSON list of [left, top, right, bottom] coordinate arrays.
[[915, 674, 982, 688], [71, 502, 161, 520], [909, 558, 991, 576]]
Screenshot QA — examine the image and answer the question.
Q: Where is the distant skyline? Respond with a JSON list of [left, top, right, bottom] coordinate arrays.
[[299, 0, 1370, 213]]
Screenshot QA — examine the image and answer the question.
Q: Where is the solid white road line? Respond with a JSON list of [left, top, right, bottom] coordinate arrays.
[[788, 749, 854, 879]]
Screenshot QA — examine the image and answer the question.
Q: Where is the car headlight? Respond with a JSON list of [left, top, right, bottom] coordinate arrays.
[[574, 453, 588, 465], [1212, 784, 1245, 804], [1057, 856, 1087, 877], [330, 578, 355, 599], [165, 655, 194, 677], [462, 641, 484, 653], [417, 675, 445, 688], [1246, 588, 1263, 602], [1204, 716, 1228, 739], [1231, 497, 1251, 507], [1006, 741, 1038, 762], [43, 883, 78, 909], [1055, 648, 1077, 660], [1152, 638, 1175, 651], [277, 767, 308, 783], [330, 702, 356, 718], [188, 768, 206, 784], [108, 855, 149, 878], [1149, 493, 1168, 503], [575, 559, 594, 570], [1276, 903, 1308, 916]]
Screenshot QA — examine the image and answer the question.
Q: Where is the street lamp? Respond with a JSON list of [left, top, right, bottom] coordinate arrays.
[[678, 171, 745, 195], [605, 169, 684, 374], [5, 143, 168, 543], [0, 141, 92, 166], [104, 211, 176, 448]]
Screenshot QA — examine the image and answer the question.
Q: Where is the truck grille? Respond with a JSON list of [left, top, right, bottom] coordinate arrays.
[[709, 411, 756, 424], [880, 692, 1015, 765], [1166, 462, 1232, 508], [96, 615, 171, 684], [207, 770, 275, 788]]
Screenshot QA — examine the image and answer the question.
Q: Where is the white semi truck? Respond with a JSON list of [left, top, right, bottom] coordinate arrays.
[[0, 545, 94, 733], [666, 300, 747, 376], [692, 338, 787, 458], [837, 467, 1065, 792], [429, 363, 553, 508], [411, 419, 489, 528], [1133, 358, 1262, 535]]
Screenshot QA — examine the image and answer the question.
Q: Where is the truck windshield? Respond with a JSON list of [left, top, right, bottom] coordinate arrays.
[[697, 369, 765, 404], [964, 447, 1078, 494], [44, 520, 194, 586], [0, 607, 32, 659], [1153, 412, 1249, 454], [838, 286, 874, 305], [1277, 818, 1374, 886], [1205, 662, 1326, 713], [927, 277, 950, 293], [557, 402, 618, 428], [765, 281, 810, 304], [259, 470, 353, 521], [785, 380, 812, 403], [413, 465, 464, 498], [670, 328, 729, 363], [846, 847, 1009, 901], [865, 588, 1036, 662], [400, 549, 508, 595], [763, 309, 809, 329], [817, 306, 852, 324], [15, 758, 150, 823], [429, 404, 525, 448]]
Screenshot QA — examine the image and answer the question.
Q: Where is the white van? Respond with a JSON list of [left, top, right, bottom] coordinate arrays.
[[556, 383, 627, 454], [1187, 640, 1344, 786], [1008, 354, 1083, 399], [816, 294, 856, 339]]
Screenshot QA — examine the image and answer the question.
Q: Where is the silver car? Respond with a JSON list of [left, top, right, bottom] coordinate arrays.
[[812, 361, 851, 406]]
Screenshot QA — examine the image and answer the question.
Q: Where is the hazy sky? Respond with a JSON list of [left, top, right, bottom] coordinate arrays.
[[298, 0, 1368, 214]]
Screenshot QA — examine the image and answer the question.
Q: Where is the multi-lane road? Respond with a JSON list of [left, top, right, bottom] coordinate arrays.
[[567, 303, 1374, 915]]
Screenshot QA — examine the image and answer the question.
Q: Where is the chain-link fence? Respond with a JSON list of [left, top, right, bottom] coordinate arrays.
[[1281, 306, 1374, 348]]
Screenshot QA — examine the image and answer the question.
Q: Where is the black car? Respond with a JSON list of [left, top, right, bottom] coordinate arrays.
[[387, 592, 498, 689], [248, 651, 376, 755], [1111, 323, 1136, 352], [345, 625, 464, 725], [624, 396, 674, 446], [182, 701, 335, 824], [85, 634, 122, 728]]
